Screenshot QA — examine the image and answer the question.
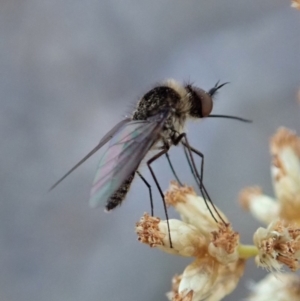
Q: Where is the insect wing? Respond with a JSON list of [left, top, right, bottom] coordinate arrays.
[[89, 112, 169, 208], [49, 118, 131, 191]]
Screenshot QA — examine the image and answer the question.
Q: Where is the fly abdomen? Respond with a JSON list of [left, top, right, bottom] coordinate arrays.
[[105, 172, 135, 211]]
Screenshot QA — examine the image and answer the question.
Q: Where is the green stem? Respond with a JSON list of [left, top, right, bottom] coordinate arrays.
[[238, 244, 258, 259]]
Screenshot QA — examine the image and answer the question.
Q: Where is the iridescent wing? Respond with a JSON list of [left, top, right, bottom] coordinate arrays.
[[89, 110, 170, 208], [49, 118, 131, 191]]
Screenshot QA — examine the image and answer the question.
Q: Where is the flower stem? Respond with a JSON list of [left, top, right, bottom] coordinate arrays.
[[238, 244, 258, 259]]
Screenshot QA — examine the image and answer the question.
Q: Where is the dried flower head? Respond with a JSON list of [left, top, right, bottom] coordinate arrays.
[[239, 127, 300, 225], [136, 213, 205, 257], [253, 220, 300, 271], [165, 256, 246, 301], [136, 182, 246, 301], [271, 128, 300, 223]]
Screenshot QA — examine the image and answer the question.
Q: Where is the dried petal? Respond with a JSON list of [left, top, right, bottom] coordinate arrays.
[[165, 182, 228, 237], [170, 258, 245, 301], [205, 259, 245, 301], [239, 187, 279, 224], [178, 257, 219, 301], [167, 289, 193, 301], [247, 273, 300, 300], [209, 223, 239, 264], [166, 274, 183, 301]]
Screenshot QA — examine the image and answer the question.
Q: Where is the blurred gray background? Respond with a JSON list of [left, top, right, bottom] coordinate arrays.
[[1, 1, 299, 300]]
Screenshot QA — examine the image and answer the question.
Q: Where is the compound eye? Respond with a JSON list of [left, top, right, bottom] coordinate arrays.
[[194, 87, 213, 117], [201, 93, 213, 117]]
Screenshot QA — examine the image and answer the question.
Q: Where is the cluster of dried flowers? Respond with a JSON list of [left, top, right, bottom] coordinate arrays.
[[135, 127, 300, 301], [240, 127, 300, 300], [136, 183, 246, 301]]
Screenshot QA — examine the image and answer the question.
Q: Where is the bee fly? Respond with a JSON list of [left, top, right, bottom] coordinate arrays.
[[50, 79, 251, 246]]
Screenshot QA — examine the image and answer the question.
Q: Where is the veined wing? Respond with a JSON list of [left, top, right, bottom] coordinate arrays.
[[49, 118, 131, 191], [89, 110, 170, 208]]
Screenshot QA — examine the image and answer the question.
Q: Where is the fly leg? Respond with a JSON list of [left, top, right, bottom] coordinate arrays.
[[147, 147, 173, 248], [136, 171, 154, 216], [182, 145, 198, 185], [155, 143, 183, 186], [172, 133, 226, 224], [182, 143, 204, 187], [164, 153, 183, 186]]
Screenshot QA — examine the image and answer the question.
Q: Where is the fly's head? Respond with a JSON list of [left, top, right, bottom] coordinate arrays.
[[185, 81, 228, 119]]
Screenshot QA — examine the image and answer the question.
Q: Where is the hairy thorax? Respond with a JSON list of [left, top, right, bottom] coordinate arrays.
[[132, 83, 191, 145]]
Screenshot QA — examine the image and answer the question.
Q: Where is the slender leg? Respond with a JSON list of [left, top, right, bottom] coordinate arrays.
[[164, 153, 183, 186], [136, 171, 154, 216], [181, 136, 226, 224], [182, 145, 198, 185], [147, 148, 173, 248], [184, 143, 204, 185], [172, 133, 226, 224]]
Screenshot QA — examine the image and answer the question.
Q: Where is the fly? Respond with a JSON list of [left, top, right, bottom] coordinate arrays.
[[50, 79, 251, 246]]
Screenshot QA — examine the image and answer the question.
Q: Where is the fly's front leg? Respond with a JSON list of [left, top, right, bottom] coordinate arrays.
[[182, 141, 204, 187], [171, 132, 226, 224]]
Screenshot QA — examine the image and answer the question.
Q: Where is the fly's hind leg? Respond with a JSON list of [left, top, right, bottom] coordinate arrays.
[[136, 171, 154, 216], [146, 148, 173, 248]]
